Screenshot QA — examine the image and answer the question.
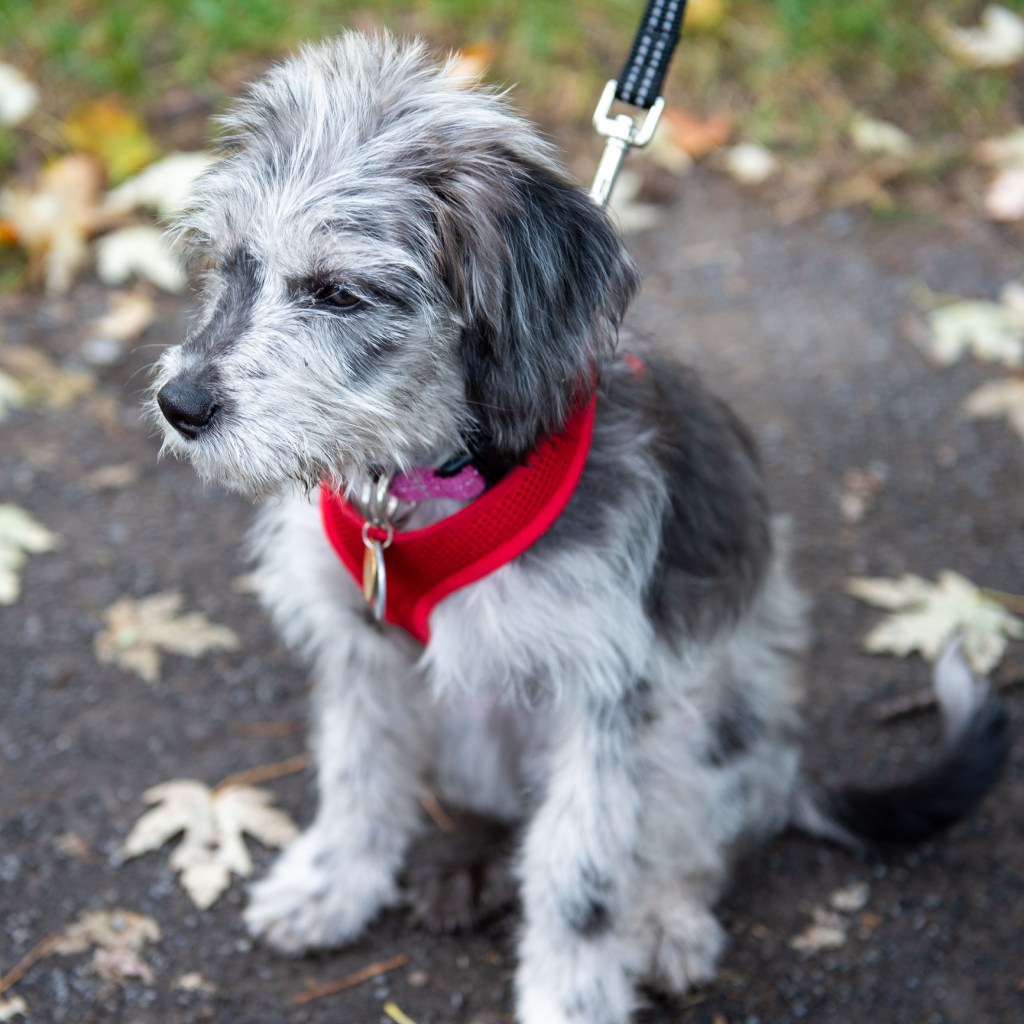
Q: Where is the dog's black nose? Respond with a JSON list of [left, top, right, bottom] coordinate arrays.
[[157, 376, 219, 439]]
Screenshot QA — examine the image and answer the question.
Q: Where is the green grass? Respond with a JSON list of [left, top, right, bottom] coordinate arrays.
[[3, 0, 1024, 157]]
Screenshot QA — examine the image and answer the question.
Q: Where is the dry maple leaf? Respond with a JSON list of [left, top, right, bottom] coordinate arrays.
[[102, 151, 216, 219], [789, 907, 848, 953], [962, 377, 1024, 441], [61, 98, 159, 183], [122, 780, 298, 909], [0, 370, 24, 422], [52, 909, 161, 988], [0, 62, 38, 128], [925, 296, 1024, 367], [94, 225, 187, 293], [0, 345, 95, 410], [0, 995, 28, 1022], [94, 592, 239, 684], [0, 504, 61, 605], [846, 571, 1024, 675], [933, 4, 1024, 69], [0, 154, 106, 293]]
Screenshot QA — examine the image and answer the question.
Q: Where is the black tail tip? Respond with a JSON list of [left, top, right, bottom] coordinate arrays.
[[823, 693, 1012, 847]]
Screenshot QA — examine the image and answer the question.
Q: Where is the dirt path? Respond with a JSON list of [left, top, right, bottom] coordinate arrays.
[[1, 168, 1021, 1024]]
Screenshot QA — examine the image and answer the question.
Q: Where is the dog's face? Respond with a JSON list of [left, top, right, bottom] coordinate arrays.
[[152, 34, 640, 498]]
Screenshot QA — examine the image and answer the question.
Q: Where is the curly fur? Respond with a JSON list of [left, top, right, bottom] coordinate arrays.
[[150, 33, 1009, 1024]]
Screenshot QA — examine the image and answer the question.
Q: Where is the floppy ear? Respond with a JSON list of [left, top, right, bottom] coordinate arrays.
[[430, 149, 641, 456]]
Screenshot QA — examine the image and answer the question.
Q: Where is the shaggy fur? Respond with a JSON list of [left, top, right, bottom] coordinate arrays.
[[151, 34, 1009, 1024]]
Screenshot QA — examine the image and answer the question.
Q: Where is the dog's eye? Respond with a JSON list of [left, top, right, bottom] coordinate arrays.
[[313, 283, 363, 310]]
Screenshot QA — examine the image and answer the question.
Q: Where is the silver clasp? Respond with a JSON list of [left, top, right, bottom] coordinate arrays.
[[589, 79, 665, 208]]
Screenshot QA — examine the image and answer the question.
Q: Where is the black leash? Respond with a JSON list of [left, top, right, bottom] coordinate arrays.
[[590, 0, 688, 207]]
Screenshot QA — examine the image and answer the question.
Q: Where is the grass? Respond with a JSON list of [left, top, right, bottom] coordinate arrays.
[[3, 0, 1024, 181]]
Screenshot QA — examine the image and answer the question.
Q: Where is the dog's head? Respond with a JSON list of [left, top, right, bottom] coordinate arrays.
[[152, 33, 640, 497]]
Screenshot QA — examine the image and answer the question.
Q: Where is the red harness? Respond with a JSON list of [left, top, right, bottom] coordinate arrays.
[[320, 396, 596, 644]]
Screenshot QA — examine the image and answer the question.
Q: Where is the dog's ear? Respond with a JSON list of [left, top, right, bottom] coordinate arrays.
[[430, 150, 641, 456]]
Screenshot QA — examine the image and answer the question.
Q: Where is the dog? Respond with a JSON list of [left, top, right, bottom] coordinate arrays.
[[151, 33, 1010, 1024]]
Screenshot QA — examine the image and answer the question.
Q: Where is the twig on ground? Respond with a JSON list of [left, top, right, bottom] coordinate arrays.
[[874, 676, 1024, 723], [0, 932, 62, 997], [293, 954, 410, 1005], [212, 753, 309, 794]]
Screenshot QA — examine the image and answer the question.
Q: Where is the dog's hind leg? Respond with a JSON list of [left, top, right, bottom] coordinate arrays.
[[244, 497, 432, 953], [514, 676, 650, 1024]]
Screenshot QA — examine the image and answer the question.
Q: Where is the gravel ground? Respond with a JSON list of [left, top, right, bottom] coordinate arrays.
[[1, 167, 1022, 1024]]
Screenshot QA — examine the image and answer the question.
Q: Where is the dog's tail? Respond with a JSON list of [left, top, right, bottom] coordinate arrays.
[[791, 641, 1011, 847]]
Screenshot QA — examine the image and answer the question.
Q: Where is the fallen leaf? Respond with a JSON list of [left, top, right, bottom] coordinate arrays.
[[790, 907, 847, 953], [94, 592, 240, 684], [829, 882, 870, 913], [0, 63, 39, 128], [90, 290, 156, 343], [94, 225, 186, 292], [983, 166, 1024, 221], [448, 42, 498, 84], [660, 108, 732, 160], [174, 971, 216, 994], [54, 831, 93, 862], [962, 377, 1024, 440], [848, 116, 914, 158], [846, 570, 1024, 674], [102, 152, 217, 219], [0, 504, 61, 605], [722, 142, 779, 185], [61, 99, 159, 182], [607, 169, 663, 234], [0, 155, 106, 293], [685, 0, 727, 32], [0, 371, 24, 422], [975, 128, 1024, 169], [840, 466, 887, 524], [933, 5, 1024, 69], [81, 462, 141, 491], [0, 345, 95, 410], [926, 296, 1024, 367], [0, 995, 28, 1021], [53, 909, 161, 988], [122, 780, 298, 908]]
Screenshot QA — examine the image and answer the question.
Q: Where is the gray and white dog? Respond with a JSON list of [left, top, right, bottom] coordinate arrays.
[[152, 33, 1009, 1024]]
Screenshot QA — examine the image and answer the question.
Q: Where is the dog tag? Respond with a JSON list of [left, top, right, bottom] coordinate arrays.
[[362, 538, 387, 621]]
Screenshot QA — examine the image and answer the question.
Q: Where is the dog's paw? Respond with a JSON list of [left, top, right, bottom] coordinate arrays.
[[244, 826, 398, 953], [642, 901, 726, 994]]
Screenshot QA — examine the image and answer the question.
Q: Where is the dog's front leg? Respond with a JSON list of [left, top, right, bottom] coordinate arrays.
[[515, 678, 647, 1024], [245, 624, 429, 953]]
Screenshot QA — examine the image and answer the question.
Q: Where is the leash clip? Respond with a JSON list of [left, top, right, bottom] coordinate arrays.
[[590, 79, 665, 207]]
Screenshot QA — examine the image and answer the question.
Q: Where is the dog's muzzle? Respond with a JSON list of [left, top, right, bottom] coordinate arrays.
[[157, 374, 220, 439]]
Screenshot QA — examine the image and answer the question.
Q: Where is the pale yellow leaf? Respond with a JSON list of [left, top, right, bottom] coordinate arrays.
[[0, 996, 29, 1022], [847, 570, 1024, 674], [95, 225, 187, 293], [829, 882, 870, 913], [933, 5, 1024, 69], [0, 345, 95, 410], [94, 592, 239, 684], [722, 142, 779, 185], [121, 780, 297, 909], [984, 166, 1024, 221], [0, 370, 24, 422], [90, 290, 156, 345], [0, 155, 106, 293], [52, 909, 161, 989], [0, 503, 61, 605], [102, 151, 217, 219], [0, 62, 39, 127], [849, 116, 914, 158], [926, 300, 1024, 367], [790, 908, 847, 953], [962, 377, 1024, 440]]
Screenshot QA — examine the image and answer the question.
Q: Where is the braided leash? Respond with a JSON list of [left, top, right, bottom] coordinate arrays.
[[590, 0, 688, 207]]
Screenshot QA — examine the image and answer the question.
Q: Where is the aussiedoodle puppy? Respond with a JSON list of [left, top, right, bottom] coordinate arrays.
[[151, 33, 1009, 1024]]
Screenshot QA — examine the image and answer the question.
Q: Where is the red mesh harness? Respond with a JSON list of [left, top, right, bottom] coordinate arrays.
[[320, 395, 597, 644]]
